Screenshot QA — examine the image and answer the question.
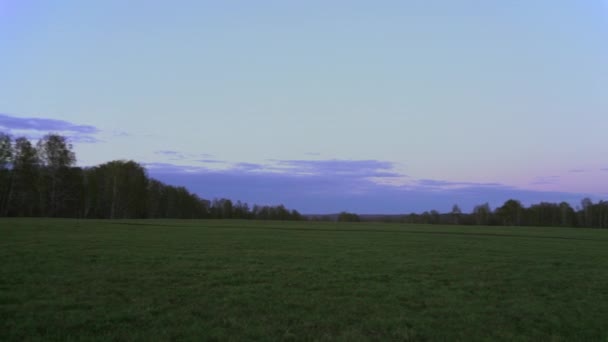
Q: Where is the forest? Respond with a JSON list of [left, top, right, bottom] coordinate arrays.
[[0, 132, 302, 220], [1, 132, 607, 228]]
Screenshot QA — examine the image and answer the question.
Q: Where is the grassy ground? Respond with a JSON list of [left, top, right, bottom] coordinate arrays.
[[1, 219, 608, 341]]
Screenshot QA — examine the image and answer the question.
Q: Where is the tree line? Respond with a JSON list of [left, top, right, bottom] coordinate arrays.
[[0, 132, 303, 220], [2, 132, 606, 228], [340, 199, 607, 228]]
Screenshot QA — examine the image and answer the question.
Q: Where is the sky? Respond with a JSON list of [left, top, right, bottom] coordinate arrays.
[[1, 0, 607, 213]]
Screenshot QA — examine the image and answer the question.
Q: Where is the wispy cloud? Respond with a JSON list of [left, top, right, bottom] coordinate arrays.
[[414, 179, 503, 189], [154, 150, 187, 161], [568, 169, 587, 173], [68, 135, 103, 143], [112, 130, 130, 137], [0, 113, 101, 143], [530, 175, 561, 186], [0, 113, 99, 134], [187, 158, 403, 178], [198, 159, 227, 164], [155, 150, 181, 156], [274, 159, 402, 178], [144, 162, 208, 173], [234, 162, 266, 171], [155, 150, 221, 162], [601, 168, 608, 172]]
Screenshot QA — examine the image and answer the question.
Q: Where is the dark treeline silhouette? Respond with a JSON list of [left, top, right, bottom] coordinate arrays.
[[337, 212, 361, 222], [355, 200, 608, 228], [0, 132, 303, 220]]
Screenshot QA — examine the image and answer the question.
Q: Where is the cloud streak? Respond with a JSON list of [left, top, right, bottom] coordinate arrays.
[[413, 179, 502, 189], [530, 176, 561, 186], [154, 150, 186, 160], [155, 150, 181, 156], [0, 113, 101, 143], [274, 159, 402, 178], [198, 159, 227, 164]]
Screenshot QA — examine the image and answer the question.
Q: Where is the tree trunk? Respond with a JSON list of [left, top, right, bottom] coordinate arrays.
[[111, 173, 117, 219]]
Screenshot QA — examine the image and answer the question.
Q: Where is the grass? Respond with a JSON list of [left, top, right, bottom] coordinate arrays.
[[1, 219, 608, 341]]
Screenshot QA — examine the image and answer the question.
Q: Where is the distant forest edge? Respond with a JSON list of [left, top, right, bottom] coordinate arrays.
[[1, 132, 607, 228], [324, 200, 608, 229]]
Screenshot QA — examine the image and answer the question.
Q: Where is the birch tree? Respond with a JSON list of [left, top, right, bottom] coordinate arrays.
[[37, 134, 76, 216]]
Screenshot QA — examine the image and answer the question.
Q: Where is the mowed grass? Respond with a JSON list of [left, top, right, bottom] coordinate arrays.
[[2, 219, 608, 341]]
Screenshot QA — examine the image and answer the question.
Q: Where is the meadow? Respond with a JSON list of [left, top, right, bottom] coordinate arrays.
[[1, 219, 608, 341]]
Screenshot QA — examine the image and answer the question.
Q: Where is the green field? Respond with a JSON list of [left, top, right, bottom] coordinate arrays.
[[2, 219, 608, 341]]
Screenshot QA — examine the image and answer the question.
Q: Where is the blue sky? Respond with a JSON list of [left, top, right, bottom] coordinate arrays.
[[1, 1, 607, 213]]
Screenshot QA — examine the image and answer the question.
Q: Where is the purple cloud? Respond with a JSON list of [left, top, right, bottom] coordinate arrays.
[[601, 168, 608, 172], [0, 113, 99, 134], [146, 161, 599, 214], [568, 169, 587, 173], [0, 113, 101, 143]]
